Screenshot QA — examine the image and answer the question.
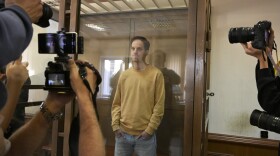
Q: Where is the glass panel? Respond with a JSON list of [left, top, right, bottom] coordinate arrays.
[[134, 10, 187, 156], [79, 8, 187, 156], [79, 15, 131, 147]]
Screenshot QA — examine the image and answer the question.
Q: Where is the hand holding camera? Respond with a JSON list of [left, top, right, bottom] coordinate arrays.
[[6, 56, 29, 88], [42, 59, 101, 120], [3, 0, 53, 27], [68, 59, 97, 98], [241, 28, 275, 60], [5, 0, 43, 23], [229, 21, 277, 69]]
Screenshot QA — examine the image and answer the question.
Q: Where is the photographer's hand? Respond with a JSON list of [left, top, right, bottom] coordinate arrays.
[[241, 27, 275, 70], [5, 0, 43, 23], [44, 91, 74, 115], [68, 59, 97, 97], [241, 42, 269, 69], [267, 28, 275, 51], [68, 59, 105, 155], [6, 56, 29, 87], [1, 56, 29, 131], [6, 91, 73, 156], [241, 42, 264, 59]]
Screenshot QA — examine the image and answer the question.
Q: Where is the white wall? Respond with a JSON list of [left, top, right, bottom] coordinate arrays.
[[210, 0, 280, 139], [23, 21, 59, 114]]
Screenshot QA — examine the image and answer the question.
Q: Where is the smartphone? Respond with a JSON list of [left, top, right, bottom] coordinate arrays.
[[38, 32, 78, 54]]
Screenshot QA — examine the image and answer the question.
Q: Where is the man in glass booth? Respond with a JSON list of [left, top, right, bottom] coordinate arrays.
[[111, 36, 165, 156]]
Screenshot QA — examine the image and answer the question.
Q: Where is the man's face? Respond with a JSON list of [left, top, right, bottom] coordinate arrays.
[[130, 40, 147, 63]]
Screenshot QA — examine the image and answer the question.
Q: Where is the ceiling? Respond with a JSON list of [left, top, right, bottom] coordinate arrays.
[[42, 0, 189, 38], [42, 0, 188, 14]]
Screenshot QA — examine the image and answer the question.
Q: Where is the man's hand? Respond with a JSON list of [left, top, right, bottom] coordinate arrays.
[[68, 59, 97, 97], [5, 56, 28, 88], [44, 91, 74, 114], [241, 42, 264, 59], [114, 129, 123, 138], [5, 0, 43, 23], [136, 131, 152, 140], [267, 28, 275, 50], [241, 28, 275, 59]]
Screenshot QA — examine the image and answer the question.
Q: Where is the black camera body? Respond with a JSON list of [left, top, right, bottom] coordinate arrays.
[[44, 56, 72, 91], [228, 20, 271, 50], [250, 109, 280, 134], [39, 29, 84, 92]]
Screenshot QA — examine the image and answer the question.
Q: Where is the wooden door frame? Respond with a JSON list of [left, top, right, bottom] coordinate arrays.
[[184, 0, 210, 155], [51, 0, 81, 155]]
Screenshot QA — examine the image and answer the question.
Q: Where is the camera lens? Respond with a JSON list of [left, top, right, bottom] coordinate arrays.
[[36, 3, 53, 28], [228, 27, 255, 44], [250, 109, 280, 134]]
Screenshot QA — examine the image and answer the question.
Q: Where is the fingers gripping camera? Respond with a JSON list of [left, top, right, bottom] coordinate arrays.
[[44, 59, 102, 92]]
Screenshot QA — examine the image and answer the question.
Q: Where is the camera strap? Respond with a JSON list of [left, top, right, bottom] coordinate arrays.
[[266, 42, 280, 76], [273, 41, 278, 63], [78, 65, 99, 119]]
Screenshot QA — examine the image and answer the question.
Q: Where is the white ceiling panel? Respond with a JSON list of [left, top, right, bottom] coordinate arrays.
[[42, 0, 188, 14], [42, 0, 188, 38], [102, 2, 120, 11]]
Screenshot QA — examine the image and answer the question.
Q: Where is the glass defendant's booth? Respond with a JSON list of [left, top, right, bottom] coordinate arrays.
[[24, 0, 211, 155]]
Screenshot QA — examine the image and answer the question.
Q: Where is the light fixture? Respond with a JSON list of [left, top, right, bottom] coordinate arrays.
[[85, 24, 109, 31], [149, 17, 175, 29], [42, 0, 59, 7]]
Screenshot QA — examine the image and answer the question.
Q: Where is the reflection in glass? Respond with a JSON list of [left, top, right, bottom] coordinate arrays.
[[150, 50, 182, 105], [149, 49, 185, 155]]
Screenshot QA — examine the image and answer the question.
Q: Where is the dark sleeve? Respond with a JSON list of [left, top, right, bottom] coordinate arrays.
[[0, 5, 33, 67], [256, 61, 280, 116], [162, 68, 181, 85], [168, 70, 181, 84]]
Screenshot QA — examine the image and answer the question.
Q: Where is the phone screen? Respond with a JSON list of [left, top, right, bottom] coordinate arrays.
[[38, 32, 77, 54]]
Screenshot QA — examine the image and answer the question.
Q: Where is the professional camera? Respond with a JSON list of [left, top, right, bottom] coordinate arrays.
[[228, 20, 271, 50], [250, 109, 280, 134], [0, 0, 53, 28], [38, 29, 84, 92]]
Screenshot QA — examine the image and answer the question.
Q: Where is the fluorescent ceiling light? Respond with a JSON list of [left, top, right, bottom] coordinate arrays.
[[85, 24, 108, 31]]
